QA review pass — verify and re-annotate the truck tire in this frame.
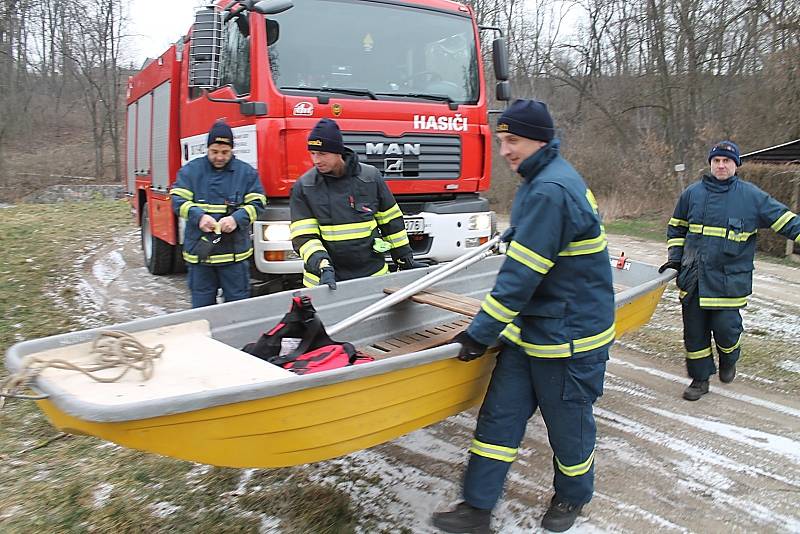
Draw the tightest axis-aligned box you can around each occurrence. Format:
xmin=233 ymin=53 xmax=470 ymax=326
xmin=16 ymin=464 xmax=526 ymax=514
xmin=141 ymin=202 xmax=174 ymax=275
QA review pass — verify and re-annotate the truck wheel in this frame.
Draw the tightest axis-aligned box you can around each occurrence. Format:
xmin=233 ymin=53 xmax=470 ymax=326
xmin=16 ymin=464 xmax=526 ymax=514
xmin=141 ymin=202 xmax=174 ymax=275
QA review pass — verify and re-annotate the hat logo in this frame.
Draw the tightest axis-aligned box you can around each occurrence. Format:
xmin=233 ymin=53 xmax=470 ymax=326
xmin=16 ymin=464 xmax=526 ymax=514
xmin=214 ymin=137 xmax=231 ymax=144
xmin=497 ymin=123 xmax=509 ymax=132
xmin=332 ymin=103 xmax=342 ymax=116
xmin=308 ymin=139 xmax=323 ymax=146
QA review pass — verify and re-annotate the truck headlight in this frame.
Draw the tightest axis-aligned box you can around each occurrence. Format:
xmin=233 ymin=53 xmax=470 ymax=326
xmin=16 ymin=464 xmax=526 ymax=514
xmin=469 ymin=214 xmax=491 ymax=231
xmin=263 ymin=223 xmax=291 ymax=242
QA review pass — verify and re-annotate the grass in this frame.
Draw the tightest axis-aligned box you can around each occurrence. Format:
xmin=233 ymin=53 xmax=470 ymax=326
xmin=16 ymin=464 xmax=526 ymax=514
xmin=604 ymin=216 xmax=666 ymax=242
xmin=0 ymin=199 xmax=364 ymax=533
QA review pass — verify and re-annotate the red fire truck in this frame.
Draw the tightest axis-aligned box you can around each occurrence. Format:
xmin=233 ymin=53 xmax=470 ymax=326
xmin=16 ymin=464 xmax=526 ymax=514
xmin=126 ymin=0 xmax=509 ymax=292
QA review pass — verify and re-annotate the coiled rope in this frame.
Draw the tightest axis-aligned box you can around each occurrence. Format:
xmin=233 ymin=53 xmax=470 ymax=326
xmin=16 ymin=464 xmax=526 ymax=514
xmin=0 ymin=330 xmax=164 ymax=409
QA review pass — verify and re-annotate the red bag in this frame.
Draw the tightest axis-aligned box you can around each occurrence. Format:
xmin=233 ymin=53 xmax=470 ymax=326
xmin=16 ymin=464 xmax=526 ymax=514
xmin=242 ymin=294 xmax=374 ymax=375
xmin=281 ymin=344 xmax=374 ymax=375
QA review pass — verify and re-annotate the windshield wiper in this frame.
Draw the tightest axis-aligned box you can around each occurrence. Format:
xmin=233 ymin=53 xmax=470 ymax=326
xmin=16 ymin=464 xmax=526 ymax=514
xmin=375 ymin=92 xmax=455 ymax=105
xmin=280 ymin=86 xmax=377 ymax=100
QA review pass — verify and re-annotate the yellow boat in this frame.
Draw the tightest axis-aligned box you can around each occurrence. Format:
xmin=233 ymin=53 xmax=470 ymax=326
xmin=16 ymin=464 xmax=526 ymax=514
xmin=5 ymin=255 xmax=673 ymax=468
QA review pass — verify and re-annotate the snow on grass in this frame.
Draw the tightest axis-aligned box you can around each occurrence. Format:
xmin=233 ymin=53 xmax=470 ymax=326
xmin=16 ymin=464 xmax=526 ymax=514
xmin=778 ymin=360 xmax=800 ymax=374
xmin=647 ymin=406 xmax=800 ymax=463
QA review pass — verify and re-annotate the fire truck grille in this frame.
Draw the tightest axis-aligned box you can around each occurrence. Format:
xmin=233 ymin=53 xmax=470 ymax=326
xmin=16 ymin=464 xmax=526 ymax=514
xmin=342 ymin=133 xmax=461 ymax=180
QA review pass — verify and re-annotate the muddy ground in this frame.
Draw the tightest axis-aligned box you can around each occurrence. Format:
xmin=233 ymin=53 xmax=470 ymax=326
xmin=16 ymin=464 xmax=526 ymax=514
xmin=70 ymin=229 xmax=800 ymax=533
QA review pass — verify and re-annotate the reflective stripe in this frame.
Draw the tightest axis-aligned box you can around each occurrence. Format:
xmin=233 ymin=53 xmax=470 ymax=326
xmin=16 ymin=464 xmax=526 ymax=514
xmin=290 ymin=218 xmax=320 ymax=238
xmin=556 ymin=449 xmax=595 ymax=477
xmin=686 ymin=346 xmax=712 ymax=359
xmin=669 ymin=218 xmax=689 ymax=227
xmin=727 ymin=229 xmax=757 ymax=242
xmin=370 ymin=263 xmax=389 ymax=276
xmin=572 ymin=323 xmax=616 ymax=353
xmin=375 ymin=204 xmax=403 ymax=225
xmin=319 ymin=220 xmax=377 ymax=241
xmin=559 ymin=231 xmax=607 ymax=257
xmin=182 ymin=248 xmax=253 ymax=264
xmin=244 ymin=192 xmax=267 ymax=205
xmin=717 ymin=333 xmax=742 ymax=354
xmin=192 ymin=203 xmax=228 ymax=214
xmin=500 ymin=324 xmax=571 ymax=358
xmin=796 ymin=234 xmax=800 ymax=245
xmin=506 ymin=241 xmax=554 ymax=275
xmin=667 ymin=238 xmax=685 ymax=247
xmin=689 ymin=224 xmax=756 ymax=242
xmin=585 ymin=189 xmax=599 ymax=213
xmin=678 ymin=290 xmax=688 ymax=299
xmin=299 ymin=239 xmax=327 ymax=262
xmin=179 ymin=201 xmax=195 ymax=219
xmin=303 ymin=270 xmax=320 ymax=288
xmin=383 ymin=229 xmax=409 ymax=248
xmin=469 ymin=439 xmax=517 ymax=462
xmin=480 ymin=294 xmax=518 ymax=324
xmin=699 ymin=296 xmax=748 ymax=308
xmin=501 ymin=322 xmax=615 ymax=359
xmin=170 ymin=187 xmax=193 ymax=201
xmin=771 ymin=210 xmax=796 ymax=232
xmin=242 ymin=204 xmax=257 ymax=223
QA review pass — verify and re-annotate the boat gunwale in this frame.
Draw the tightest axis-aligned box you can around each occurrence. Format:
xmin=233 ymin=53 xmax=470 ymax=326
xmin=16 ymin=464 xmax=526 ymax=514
xmin=6 ymin=257 xmax=674 ymax=423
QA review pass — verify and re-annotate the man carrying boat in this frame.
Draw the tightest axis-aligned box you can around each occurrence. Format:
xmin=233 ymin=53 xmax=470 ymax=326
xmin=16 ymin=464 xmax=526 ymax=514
xmin=660 ymin=141 xmax=800 ymax=401
xmin=432 ymin=99 xmax=615 ymax=533
xmin=289 ymin=118 xmax=423 ymax=289
xmin=170 ymin=121 xmax=267 ymax=308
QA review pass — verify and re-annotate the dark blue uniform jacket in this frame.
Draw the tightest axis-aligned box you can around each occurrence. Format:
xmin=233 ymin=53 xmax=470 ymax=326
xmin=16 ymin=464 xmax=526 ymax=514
xmin=170 ymin=156 xmax=266 ymax=264
xmin=667 ymin=174 xmax=800 ymax=309
xmin=468 ymin=140 xmax=616 ymax=360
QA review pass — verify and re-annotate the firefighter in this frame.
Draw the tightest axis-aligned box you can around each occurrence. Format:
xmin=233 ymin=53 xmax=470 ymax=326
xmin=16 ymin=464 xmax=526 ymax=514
xmin=170 ymin=121 xmax=266 ymax=308
xmin=431 ymin=100 xmax=615 ymax=533
xmin=289 ymin=118 xmax=423 ymax=289
xmin=660 ymin=141 xmax=800 ymax=401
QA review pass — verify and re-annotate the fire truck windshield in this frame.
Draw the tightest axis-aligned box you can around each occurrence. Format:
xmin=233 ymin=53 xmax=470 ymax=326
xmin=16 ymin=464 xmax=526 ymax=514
xmin=266 ymin=0 xmax=479 ymax=104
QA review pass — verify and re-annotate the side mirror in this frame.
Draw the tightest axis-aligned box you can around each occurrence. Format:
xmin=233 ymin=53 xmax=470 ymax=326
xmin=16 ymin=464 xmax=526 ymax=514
xmin=252 ymin=0 xmax=294 ymax=15
xmin=496 ymin=81 xmax=510 ymax=101
xmin=189 ymin=7 xmax=223 ymax=89
xmin=492 ymin=37 xmax=509 ymax=82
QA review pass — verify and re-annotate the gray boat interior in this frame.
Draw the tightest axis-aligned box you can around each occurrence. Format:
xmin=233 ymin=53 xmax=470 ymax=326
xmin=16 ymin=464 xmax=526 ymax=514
xmin=5 ymin=255 xmax=673 ymax=422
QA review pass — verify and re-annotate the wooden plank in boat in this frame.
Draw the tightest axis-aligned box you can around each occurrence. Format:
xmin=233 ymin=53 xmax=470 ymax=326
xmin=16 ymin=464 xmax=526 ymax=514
xmin=383 ymin=287 xmax=481 ymax=317
xmin=359 ymin=318 xmax=471 ymax=359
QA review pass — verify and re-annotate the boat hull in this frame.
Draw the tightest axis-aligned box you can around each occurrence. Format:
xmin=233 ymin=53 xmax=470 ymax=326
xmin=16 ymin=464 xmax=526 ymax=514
xmin=8 ymin=255 xmax=674 ymax=467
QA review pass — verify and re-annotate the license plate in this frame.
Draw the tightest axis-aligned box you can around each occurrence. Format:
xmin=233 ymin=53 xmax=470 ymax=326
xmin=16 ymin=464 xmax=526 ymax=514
xmin=404 ymin=217 xmax=424 ymax=234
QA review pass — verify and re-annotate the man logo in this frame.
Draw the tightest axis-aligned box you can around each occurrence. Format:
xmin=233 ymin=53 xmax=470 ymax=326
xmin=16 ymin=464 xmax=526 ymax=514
xmin=366 ymin=142 xmax=421 ymax=156
xmin=384 ymin=158 xmax=404 ymax=173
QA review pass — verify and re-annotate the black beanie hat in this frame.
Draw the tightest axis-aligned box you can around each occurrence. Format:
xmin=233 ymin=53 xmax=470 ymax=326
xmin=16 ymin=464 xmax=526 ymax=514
xmin=207 ymin=121 xmax=234 ymax=147
xmin=708 ymin=140 xmax=741 ymax=166
xmin=308 ymin=118 xmax=346 ymax=154
xmin=497 ymin=99 xmax=555 ymax=142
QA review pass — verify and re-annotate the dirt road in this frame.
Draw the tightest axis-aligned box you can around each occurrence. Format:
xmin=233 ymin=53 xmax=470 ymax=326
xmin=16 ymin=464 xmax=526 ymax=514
xmin=73 ymin=231 xmax=800 ymax=533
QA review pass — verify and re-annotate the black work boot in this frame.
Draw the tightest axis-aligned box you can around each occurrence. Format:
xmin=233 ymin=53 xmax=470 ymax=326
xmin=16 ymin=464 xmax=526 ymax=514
xmin=719 ymin=363 xmax=736 ymax=383
xmin=683 ymin=379 xmax=709 ymax=401
xmin=431 ymin=501 xmax=491 ymax=534
xmin=541 ymin=495 xmax=583 ymax=532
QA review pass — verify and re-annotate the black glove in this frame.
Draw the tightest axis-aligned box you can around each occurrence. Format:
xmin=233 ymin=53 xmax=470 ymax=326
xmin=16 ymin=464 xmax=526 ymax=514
xmin=658 ymin=260 xmax=681 ymax=274
xmin=396 ymin=254 xmax=425 ymax=270
xmin=320 ymin=266 xmax=337 ymax=290
xmin=451 ymin=330 xmax=488 ymax=362
xmin=194 ymin=232 xmax=222 ymax=261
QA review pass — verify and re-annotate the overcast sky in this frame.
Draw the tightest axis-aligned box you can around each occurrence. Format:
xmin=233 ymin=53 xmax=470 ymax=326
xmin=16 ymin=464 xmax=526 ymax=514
xmin=128 ymin=0 xmax=206 ymax=66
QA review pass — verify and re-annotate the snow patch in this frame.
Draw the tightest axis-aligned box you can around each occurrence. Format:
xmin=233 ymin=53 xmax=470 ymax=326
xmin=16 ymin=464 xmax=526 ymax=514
xmin=778 ymin=360 xmax=800 ymax=374
xmin=150 ymin=501 xmax=180 ymax=518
